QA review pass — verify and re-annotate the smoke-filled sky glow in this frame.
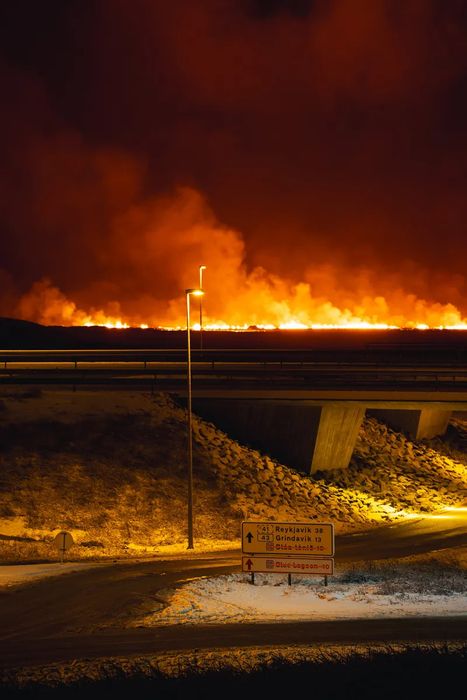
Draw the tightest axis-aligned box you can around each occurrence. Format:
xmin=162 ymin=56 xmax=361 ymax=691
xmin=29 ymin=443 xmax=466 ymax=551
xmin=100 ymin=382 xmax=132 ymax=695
xmin=1 ymin=0 xmax=466 ymax=329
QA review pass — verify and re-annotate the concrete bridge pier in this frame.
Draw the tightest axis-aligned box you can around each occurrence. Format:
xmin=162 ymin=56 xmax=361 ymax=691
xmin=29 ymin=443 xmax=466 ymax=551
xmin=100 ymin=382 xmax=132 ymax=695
xmin=310 ymin=405 xmax=365 ymax=472
xmin=192 ymin=399 xmax=365 ymax=474
xmin=368 ymin=408 xmax=452 ymax=440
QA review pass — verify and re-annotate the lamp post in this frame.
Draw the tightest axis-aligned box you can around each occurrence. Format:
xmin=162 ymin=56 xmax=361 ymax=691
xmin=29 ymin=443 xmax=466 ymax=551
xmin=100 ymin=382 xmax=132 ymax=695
xmin=185 ymin=287 xmax=204 ymax=549
xmin=199 ymin=265 xmax=206 ymax=351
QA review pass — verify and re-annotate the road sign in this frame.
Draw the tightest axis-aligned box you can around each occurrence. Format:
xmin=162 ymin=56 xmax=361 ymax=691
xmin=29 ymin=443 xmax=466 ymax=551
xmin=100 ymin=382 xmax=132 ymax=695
xmin=242 ymin=521 xmax=334 ymax=556
xmin=242 ymin=556 xmax=334 ymax=575
xmin=54 ymin=531 xmax=74 ymax=553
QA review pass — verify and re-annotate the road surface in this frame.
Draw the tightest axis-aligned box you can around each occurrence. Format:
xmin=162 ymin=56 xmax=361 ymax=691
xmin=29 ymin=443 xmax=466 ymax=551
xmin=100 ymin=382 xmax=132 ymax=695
xmin=0 ymin=510 xmax=466 ymax=670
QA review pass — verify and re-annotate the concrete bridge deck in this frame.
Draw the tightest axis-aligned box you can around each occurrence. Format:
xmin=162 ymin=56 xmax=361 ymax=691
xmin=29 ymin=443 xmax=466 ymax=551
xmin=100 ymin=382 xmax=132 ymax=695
xmin=1 ymin=348 xmax=466 ymax=473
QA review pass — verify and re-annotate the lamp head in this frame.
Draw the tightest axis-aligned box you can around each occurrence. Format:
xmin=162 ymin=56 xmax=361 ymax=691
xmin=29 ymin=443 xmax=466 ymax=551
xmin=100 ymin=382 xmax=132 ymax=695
xmin=186 ymin=288 xmax=204 ymax=297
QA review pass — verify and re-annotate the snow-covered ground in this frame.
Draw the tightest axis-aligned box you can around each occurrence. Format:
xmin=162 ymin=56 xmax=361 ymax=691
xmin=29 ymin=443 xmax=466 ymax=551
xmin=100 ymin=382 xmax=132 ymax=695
xmin=0 ymin=391 xmax=465 ymax=689
xmin=0 ymin=556 xmax=465 ymax=624
xmin=0 ymin=554 xmax=465 ymax=687
xmin=130 ymin=566 xmax=467 ymax=627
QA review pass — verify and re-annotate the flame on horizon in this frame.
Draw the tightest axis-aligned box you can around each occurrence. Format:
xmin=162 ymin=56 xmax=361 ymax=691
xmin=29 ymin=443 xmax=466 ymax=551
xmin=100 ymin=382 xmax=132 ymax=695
xmin=11 ymin=189 xmax=467 ymax=332
xmin=15 ymin=276 xmax=467 ymax=332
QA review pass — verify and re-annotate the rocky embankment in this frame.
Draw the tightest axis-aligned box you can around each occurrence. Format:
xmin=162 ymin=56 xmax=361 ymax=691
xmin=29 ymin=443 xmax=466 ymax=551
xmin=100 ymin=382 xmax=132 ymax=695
xmin=0 ymin=391 xmax=465 ymax=560
xmin=192 ymin=410 xmax=467 ymax=530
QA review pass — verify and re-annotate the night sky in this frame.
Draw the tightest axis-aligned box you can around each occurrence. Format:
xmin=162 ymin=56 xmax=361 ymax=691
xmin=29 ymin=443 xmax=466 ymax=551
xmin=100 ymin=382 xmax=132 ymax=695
xmin=0 ymin=0 xmax=466 ymax=327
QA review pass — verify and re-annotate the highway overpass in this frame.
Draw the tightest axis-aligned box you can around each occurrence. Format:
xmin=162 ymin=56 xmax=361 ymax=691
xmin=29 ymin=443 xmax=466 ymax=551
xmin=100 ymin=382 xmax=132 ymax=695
xmin=1 ymin=348 xmax=466 ymax=473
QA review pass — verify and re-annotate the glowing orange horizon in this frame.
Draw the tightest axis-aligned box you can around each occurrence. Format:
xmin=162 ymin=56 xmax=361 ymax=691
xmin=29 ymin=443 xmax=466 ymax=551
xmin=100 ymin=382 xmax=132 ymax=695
xmin=15 ymin=277 xmax=467 ymax=332
xmin=80 ymin=319 xmax=467 ymax=331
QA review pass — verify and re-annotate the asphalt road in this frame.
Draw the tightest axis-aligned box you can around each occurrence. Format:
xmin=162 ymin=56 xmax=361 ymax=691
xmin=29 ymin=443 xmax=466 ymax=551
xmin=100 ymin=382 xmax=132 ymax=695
xmin=0 ymin=511 xmax=466 ymax=670
xmin=335 ymin=508 xmax=467 ymax=560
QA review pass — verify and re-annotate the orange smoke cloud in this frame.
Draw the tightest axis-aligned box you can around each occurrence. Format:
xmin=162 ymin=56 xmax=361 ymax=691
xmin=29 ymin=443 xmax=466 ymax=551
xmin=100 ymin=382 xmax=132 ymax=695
xmin=16 ymin=279 xmax=128 ymax=329
xmin=1 ymin=2 xmax=466 ymax=331
xmin=14 ymin=188 xmax=467 ymax=330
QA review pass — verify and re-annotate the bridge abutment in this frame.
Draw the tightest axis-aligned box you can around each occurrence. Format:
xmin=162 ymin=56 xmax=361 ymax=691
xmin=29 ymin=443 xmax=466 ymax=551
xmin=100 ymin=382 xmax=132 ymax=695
xmin=192 ymin=400 xmax=365 ymax=473
xmin=193 ymin=399 xmax=320 ymax=472
xmin=368 ymin=408 xmax=452 ymax=440
xmin=192 ymin=395 xmax=458 ymax=474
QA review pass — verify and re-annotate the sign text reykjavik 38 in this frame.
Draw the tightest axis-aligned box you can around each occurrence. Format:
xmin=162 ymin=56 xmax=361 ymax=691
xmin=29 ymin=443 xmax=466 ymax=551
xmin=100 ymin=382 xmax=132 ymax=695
xmin=241 ymin=521 xmax=335 ymax=557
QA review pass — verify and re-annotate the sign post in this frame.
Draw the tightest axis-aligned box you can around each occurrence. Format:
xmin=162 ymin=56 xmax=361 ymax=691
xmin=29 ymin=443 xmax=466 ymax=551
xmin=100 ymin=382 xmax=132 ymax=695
xmin=54 ymin=531 xmax=74 ymax=563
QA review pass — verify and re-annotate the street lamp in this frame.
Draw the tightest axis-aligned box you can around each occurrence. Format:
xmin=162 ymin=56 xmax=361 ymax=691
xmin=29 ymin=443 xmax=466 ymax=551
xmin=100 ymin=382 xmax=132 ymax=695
xmin=199 ymin=265 xmax=206 ymax=351
xmin=185 ymin=287 xmax=204 ymax=549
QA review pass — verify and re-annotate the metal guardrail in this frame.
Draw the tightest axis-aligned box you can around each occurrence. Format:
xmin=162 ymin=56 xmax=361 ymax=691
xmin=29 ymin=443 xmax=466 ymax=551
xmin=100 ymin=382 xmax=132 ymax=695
xmin=0 ymin=362 xmax=466 ymax=394
xmin=0 ymin=348 xmax=465 ymax=396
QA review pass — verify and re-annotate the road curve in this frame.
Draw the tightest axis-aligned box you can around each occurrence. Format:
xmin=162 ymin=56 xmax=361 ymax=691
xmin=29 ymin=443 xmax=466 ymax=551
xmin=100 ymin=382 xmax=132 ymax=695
xmin=336 ymin=508 xmax=467 ymax=560
xmin=0 ymin=512 xmax=466 ymax=670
